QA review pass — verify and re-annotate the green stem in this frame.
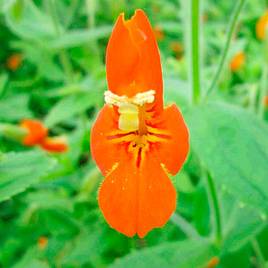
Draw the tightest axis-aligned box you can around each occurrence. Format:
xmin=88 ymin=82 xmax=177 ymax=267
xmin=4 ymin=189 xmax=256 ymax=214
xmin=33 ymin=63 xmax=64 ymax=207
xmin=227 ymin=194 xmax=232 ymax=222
xmin=0 ymin=123 xmax=27 ymax=142
xmin=205 ymin=0 xmax=246 ymax=99
xmin=252 ymin=238 xmax=266 ymax=268
xmin=170 ymin=213 xmax=200 ymax=239
xmin=258 ymin=64 xmax=268 ymax=119
xmin=48 ymin=0 xmax=74 ymax=82
xmin=258 ymin=31 xmax=268 ymax=118
xmin=191 ymin=0 xmax=201 ymax=104
xmin=206 ymin=173 xmax=222 ymax=247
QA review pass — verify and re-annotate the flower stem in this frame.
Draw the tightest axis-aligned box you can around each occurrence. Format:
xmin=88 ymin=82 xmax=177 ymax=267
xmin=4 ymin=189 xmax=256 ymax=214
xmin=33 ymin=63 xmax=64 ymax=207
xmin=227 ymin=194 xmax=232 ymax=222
xmin=251 ymin=238 xmax=266 ymax=268
xmin=205 ymin=0 xmax=246 ymax=99
xmin=0 ymin=123 xmax=27 ymax=142
xmin=206 ymin=173 xmax=222 ymax=247
xmin=170 ymin=213 xmax=200 ymax=239
xmin=191 ymin=0 xmax=201 ymax=104
xmin=258 ymin=63 xmax=268 ymax=119
xmin=48 ymin=0 xmax=74 ymax=82
xmin=258 ymin=32 xmax=268 ymax=119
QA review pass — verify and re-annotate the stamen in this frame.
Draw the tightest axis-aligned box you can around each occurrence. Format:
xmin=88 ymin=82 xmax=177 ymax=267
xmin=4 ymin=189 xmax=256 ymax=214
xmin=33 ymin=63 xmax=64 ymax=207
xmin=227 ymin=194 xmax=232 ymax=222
xmin=104 ymin=90 xmax=155 ymax=107
xmin=104 ymin=90 xmax=156 ymax=132
xmin=104 ymin=91 xmax=128 ymax=106
xmin=132 ymin=90 xmax=155 ymax=105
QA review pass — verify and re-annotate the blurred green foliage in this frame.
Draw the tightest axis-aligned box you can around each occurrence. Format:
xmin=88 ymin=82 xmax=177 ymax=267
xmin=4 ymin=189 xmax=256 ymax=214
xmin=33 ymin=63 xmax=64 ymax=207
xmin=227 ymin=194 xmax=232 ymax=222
xmin=0 ymin=0 xmax=268 ymax=267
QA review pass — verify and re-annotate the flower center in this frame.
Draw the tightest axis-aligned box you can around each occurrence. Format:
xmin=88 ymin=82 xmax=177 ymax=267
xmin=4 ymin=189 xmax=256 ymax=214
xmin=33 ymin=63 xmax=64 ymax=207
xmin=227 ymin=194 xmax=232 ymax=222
xmin=104 ymin=90 xmax=155 ymax=135
xmin=104 ymin=90 xmax=170 ymax=167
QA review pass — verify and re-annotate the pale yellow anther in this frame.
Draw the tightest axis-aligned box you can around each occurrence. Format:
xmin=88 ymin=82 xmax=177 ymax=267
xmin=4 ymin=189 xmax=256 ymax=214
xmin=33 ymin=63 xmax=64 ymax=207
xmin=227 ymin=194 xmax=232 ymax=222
xmin=104 ymin=90 xmax=155 ymax=107
xmin=132 ymin=90 xmax=155 ymax=105
xmin=104 ymin=91 xmax=128 ymax=106
xmin=104 ymin=90 xmax=156 ymax=132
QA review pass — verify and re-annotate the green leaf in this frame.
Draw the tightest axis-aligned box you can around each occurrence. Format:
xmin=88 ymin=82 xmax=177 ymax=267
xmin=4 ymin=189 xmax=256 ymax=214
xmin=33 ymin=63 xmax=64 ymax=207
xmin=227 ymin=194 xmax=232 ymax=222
xmin=110 ymin=239 xmax=216 ymax=268
xmin=0 ymin=73 xmax=8 ymax=96
xmin=0 ymin=95 xmax=32 ymax=122
xmin=44 ymin=91 xmax=102 ymax=127
xmin=5 ymin=0 xmax=56 ymax=40
xmin=185 ymin=102 xmax=268 ymax=213
xmin=220 ymin=191 xmax=267 ymax=253
xmin=0 ymin=151 xmax=56 ymax=202
xmin=48 ymin=26 xmax=112 ymax=49
xmin=222 ymin=203 xmax=266 ymax=252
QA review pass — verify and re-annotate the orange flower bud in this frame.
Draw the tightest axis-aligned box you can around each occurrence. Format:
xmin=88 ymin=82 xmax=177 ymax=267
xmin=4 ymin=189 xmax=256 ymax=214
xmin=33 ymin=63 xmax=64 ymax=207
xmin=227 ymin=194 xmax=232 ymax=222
xmin=6 ymin=54 xmax=22 ymax=71
xmin=206 ymin=256 xmax=220 ymax=268
xmin=38 ymin=236 xmax=48 ymax=250
xmin=256 ymin=11 xmax=268 ymax=40
xmin=40 ymin=137 xmax=68 ymax=153
xmin=264 ymin=95 xmax=268 ymax=107
xmin=20 ymin=119 xmax=48 ymax=146
xmin=230 ymin=51 xmax=245 ymax=72
xmin=170 ymin=41 xmax=184 ymax=59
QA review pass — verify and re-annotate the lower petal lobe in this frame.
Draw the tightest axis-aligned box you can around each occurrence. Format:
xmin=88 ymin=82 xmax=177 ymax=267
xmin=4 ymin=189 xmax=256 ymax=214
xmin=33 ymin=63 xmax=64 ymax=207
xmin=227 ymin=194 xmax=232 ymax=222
xmin=98 ymin=153 xmax=176 ymax=238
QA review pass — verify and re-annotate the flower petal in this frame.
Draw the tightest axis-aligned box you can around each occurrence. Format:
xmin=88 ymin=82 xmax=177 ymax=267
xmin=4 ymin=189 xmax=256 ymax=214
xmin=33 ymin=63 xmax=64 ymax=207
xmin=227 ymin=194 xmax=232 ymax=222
xmin=40 ymin=137 xmax=68 ymax=153
xmin=90 ymin=105 xmax=127 ymax=175
xmin=98 ymin=153 xmax=176 ymax=238
xmin=106 ymin=9 xmax=163 ymax=110
xmin=20 ymin=119 xmax=48 ymax=146
xmin=149 ymin=104 xmax=189 ymax=175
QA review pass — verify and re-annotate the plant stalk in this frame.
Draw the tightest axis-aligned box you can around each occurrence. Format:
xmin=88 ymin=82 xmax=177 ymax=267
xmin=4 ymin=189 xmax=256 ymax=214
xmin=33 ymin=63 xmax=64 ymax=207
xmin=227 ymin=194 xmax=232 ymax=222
xmin=48 ymin=0 xmax=74 ymax=82
xmin=205 ymin=0 xmax=246 ymax=99
xmin=191 ymin=0 xmax=201 ymax=104
xmin=206 ymin=173 xmax=222 ymax=247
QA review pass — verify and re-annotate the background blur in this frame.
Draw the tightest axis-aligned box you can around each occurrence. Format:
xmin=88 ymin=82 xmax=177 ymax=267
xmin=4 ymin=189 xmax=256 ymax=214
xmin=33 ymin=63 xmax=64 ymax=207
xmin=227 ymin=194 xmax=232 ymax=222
xmin=0 ymin=0 xmax=268 ymax=267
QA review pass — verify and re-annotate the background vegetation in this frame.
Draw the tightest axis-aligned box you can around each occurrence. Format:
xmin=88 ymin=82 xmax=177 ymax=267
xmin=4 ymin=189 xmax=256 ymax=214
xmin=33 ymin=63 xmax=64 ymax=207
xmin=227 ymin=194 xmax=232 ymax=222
xmin=0 ymin=0 xmax=268 ymax=267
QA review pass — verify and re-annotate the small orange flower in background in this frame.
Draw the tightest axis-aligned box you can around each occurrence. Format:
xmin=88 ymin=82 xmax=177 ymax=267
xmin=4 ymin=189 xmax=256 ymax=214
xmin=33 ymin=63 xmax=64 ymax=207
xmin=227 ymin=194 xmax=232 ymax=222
xmin=256 ymin=10 xmax=268 ymax=40
xmin=6 ymin=53 xmax=22 ymax=71
xmin=90 ymin=10 xmax=189 ymax=237
xmin=38 ymin=236 xmax=48 ymax=250
xmin=206 ymin=256 xmax=220 ymax=268
xmin=153 ymin=25 xmax=164 ymax=41
xmin=21 ymin=119 xmax=68 ymax=153
xmin=264 ymin=95 xmax=268 ymax=107
xmin=40 ymin=137 xmax=68 ymax=153
xmin=170 ymin=41 xmax=184 ymax=60
xmin=229 ymin=51 xmax=245 ymax=72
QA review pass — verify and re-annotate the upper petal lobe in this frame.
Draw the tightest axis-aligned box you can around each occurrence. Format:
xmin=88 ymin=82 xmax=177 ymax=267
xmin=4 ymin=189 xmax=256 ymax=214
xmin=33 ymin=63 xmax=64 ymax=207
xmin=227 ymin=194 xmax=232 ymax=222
xmin=106 ymin=9 xmax=163 ymax=111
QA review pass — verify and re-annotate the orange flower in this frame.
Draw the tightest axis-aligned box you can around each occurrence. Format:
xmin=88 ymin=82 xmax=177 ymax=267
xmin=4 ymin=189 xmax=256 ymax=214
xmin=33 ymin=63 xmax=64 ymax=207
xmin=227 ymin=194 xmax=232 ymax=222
xmin=6 ymin=53 xmax=22 ymax=71
xmin=256 ymin=10 xmax=268 ymax=40
xmin=264 ymin=96 xmax=268 ymax=107
xmin=229 ymin=51 xmax=245 ymax=72
xmin=90 ymin=10 xmax=189 ymax=237
xmin=206 ymin=256 xmax=220 ymax=268
xmin=40 ymin=137 xmax=68 ymax=153
xmin=170 ymin=41 xmax=184 ymax=59
xmin=20 ymin=119 xmax=68 ymax=153
xmin=153 ymin=25 xmax=164 ymax=41
xmin=38 ymin=236 xmax=48 ymax=250
xmin=20 ymin=119 xmax=48 ymax=146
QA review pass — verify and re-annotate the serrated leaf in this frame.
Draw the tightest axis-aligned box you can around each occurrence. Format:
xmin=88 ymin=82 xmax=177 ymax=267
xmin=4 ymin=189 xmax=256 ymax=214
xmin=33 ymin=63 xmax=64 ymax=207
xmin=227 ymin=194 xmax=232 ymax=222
xmin=0 ymin=151 xmax=56 ymax=202
xmin=110 ymin=239 xmax=216 ymax=268
xmin=185 ymin=102 xmax=268 ymax=212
